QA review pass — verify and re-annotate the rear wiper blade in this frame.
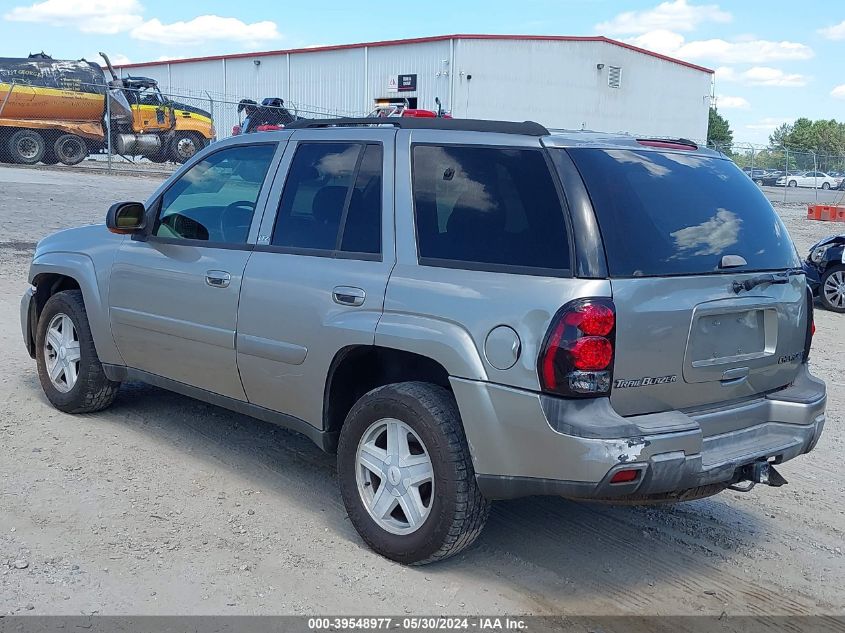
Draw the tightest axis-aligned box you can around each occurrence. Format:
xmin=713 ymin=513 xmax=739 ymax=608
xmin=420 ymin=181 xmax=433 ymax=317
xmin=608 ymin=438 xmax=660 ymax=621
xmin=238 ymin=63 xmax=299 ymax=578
xmin=732 ymin=273 xmax=791 ymax=293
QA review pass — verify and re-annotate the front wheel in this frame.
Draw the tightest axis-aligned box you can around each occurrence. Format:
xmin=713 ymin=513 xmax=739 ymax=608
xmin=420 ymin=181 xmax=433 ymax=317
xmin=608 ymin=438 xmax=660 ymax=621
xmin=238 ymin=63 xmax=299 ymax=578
xmin=35 ymin=290 xmax=120 ymax=413
xmin=337 ymin=382 xmax=490 ymax=565
xmin=755 ymin=179 xmax=764 ymax=186
xmin=788 ymin=180 xmax=798 ymax=188
xmin=170 ymin=132 xmax=205 ymax=164
xmin=820 ymin=266 xmax=845 ymax=313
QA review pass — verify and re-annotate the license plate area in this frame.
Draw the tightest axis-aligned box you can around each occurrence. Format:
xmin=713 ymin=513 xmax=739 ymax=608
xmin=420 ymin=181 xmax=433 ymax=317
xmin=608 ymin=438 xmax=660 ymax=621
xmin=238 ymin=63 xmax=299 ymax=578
xmin=684 ymin=305 xmax=778 ymax=383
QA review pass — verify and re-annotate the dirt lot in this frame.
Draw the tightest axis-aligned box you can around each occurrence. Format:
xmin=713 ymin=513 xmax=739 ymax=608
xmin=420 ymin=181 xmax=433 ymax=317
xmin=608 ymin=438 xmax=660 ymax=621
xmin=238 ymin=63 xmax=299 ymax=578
xmin=0 ymin=166 xmax=843 ymax=616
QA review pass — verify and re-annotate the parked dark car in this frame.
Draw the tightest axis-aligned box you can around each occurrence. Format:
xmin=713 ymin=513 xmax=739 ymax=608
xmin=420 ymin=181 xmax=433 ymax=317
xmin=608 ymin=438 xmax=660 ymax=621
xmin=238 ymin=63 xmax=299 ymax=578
xmin=756 ymin=170 xmax=786 ymax=186
xmin=803 ymin=234 xmax=845 ymax=312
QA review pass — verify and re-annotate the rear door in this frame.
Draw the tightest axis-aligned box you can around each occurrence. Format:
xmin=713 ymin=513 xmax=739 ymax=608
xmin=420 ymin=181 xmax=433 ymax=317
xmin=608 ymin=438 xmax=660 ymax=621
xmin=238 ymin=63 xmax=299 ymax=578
xmin=235 ymin=128 xmax=395 ymax=428
xmin=564 ymin=147 xmax=808 ymax=420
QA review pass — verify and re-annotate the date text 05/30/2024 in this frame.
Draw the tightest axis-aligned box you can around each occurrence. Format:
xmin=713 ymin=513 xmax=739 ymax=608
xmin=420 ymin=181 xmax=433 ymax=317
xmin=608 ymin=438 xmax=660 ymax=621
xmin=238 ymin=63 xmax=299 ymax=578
xmin=308 ymin=617 xmax=527 ymax=631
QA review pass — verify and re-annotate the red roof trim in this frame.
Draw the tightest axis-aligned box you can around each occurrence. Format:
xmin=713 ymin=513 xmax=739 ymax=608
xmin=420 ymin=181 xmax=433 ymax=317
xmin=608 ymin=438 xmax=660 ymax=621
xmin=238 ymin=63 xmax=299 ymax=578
xmin=115 ymin=34 xmax=714 ymax=74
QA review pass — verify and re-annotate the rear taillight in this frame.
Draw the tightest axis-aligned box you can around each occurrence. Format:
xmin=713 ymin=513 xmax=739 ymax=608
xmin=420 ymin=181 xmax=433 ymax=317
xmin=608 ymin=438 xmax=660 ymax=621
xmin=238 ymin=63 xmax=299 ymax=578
xmin=538 ymin=298 xmax=616 ymax=397
xmin=232 ymin=125 xmax=241 ymax=136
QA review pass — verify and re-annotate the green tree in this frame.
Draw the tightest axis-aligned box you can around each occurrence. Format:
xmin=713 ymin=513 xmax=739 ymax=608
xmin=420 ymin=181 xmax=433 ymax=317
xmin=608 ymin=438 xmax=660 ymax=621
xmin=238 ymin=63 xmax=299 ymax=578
xmin=707 ymin=108 xmax=734 ymax=151
xmin=769 ymin=123 xmax=793 ymax=148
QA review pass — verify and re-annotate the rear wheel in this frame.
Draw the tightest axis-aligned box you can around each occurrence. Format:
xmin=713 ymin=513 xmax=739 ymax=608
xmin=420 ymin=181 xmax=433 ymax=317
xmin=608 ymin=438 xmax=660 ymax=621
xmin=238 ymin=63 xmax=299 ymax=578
xmin=820 ymin=266 xmax=845 ymax=313
xmin=53 ymin=134 xmax=87 ymax=166
xmin=821 ymin=182 xmax=831 ymax=190
xmin=788 ymin=180 xmax=798 ymax=188
xmin=35 ymin=290 xmax=120 ymax=413
xmin=7 ymin=129 xmax=45 ymax=165
xmin=170 ymin=132 xmax=205 ymax=164
xmin=755 ymin=179 xmax=763 ymax=186
xmin=337 ymin=382 xmax=490 ymax=565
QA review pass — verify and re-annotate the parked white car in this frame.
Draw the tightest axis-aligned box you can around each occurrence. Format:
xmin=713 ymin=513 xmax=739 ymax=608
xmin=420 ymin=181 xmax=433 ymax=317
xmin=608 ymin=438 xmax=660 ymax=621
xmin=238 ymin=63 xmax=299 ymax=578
xmin=776 ymin=171 xmax=839 ymax=189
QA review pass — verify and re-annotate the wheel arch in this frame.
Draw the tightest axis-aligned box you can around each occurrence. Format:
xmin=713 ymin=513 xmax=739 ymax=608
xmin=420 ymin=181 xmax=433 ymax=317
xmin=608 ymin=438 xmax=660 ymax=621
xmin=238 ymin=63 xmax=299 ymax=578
xmin=322 ymin=345 xmax=452 ymax=451
xmin=29 ymin=254 xmax=124 ymax=366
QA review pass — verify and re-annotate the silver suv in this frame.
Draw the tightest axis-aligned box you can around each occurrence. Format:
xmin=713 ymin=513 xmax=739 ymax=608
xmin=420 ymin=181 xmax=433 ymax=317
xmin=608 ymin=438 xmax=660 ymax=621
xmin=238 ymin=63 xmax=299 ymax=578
xmin=21 ymin=118 xmax=827 ymax=564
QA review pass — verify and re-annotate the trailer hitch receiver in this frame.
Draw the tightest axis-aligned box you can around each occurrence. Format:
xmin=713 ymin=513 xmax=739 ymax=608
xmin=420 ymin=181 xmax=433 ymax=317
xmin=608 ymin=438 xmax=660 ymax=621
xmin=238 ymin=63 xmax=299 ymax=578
xmin=728 ymin=461 xmax=788 ymax=492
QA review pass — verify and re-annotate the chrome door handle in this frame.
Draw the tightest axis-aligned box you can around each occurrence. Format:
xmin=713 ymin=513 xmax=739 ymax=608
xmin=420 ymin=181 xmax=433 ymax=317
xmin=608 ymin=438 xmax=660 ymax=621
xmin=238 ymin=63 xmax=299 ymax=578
xmin=332 ymin=286 xmax=365 ymax=307
xmin=206 ymin=270 xmax=231 ymax=288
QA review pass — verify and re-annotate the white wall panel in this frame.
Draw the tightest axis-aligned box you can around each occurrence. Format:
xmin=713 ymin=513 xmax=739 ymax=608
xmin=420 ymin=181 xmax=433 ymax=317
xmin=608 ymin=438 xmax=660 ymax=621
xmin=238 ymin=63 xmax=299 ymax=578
xmin=288 ymin=48 xmax=364 ymax=116
xmin=452 ymin=39 xmax=711 ymax=140
xmin=366 ymin=40 xmax=452 ymax=114
xmin=117 ymin=37 xmax=712 ymax=141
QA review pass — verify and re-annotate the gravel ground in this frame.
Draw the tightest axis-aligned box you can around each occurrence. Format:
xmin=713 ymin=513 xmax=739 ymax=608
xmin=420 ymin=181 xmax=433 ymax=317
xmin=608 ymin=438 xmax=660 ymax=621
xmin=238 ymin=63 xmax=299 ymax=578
xmin=0 ymin=165 xmax=843 ymax=616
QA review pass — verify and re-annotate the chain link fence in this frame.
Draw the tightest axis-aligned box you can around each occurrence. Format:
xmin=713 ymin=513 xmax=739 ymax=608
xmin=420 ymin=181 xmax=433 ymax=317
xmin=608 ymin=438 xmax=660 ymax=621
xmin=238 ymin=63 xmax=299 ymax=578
xmin=709 ymin=142 xmax=845 ymax=201
xmin=0 ymin=79 xmax=358 ymax=175
xmin=3 ymin=75 xmax=845 ymax=188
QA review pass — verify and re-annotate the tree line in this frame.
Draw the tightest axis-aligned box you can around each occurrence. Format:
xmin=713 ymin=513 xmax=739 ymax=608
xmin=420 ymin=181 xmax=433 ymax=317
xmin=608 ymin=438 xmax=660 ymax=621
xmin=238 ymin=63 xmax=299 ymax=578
xmin=707 ymin=109 xmax=845 ymax=171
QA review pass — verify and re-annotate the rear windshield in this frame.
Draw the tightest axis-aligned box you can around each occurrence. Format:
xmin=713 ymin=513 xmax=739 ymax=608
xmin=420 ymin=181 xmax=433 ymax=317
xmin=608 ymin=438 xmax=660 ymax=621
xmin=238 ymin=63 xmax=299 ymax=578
xmin=564 ymin=148 xmax=799 ymax=277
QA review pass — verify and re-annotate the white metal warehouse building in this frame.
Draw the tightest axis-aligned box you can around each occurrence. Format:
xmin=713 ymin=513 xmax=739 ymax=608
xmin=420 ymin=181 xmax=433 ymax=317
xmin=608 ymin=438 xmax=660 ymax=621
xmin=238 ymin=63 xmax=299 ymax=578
xmin=115 ymin=34 xmax=714 ymax=141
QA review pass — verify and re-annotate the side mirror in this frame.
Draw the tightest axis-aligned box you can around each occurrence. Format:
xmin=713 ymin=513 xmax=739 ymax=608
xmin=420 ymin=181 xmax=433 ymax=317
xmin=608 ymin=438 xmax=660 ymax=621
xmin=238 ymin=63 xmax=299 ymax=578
xmin=106 ymin=201 xmax=147 ymax=234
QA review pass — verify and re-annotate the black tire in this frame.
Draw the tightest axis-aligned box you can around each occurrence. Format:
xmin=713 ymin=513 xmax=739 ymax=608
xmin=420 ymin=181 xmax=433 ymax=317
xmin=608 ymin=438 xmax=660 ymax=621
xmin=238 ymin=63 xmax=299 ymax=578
xmin=819 ymin=265 xmax=845 ymax=313
xmin=337 ymin=382 xmax=490 ymax=565
xmin=53 ymin=134 xmax=87 ymax=166
xmin=169 ymin=132 xmax=205 ymax=164
xmin=788 ymin=180 xmax=798 ymax=188
xmin=755 ymin=179 xmax=763 ymax=186
xmin=7 ymin=129 xmax=46 ymax=165
xmin=821 ymin=182 xmax=831 ymax=190
xmin=35 ymin=290 xmax=120 ymax=413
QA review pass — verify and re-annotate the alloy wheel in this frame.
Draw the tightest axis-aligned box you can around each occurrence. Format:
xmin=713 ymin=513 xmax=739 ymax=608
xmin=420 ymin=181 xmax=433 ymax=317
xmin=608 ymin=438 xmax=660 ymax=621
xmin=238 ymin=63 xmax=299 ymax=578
xmin=44 ymin=313 xmax=81 ymax=393
xmin=355 ymin=418 xmax=434 ymax=535
xmin=823 ymin=270 xmax=845 ymax=310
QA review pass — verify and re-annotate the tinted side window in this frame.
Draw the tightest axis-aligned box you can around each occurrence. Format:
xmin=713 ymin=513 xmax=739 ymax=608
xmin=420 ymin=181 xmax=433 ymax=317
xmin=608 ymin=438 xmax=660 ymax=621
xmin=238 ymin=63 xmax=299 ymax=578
xmin=154 ymin=144 xmax=276 ymax=243
xmin=341 ymin=144 xmax=382 ymax=254
xmin=412 ymin=145 xmax=570 ymax=272
xmin=272 ymin=142 xmax=382 ymax=255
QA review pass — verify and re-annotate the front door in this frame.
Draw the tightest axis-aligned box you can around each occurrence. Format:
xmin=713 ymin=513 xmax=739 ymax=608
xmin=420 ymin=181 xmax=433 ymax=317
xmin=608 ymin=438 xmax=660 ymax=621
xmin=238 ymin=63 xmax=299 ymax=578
xmin=109 ymin=141 xmax=281 ymax=399
xmin=236 ymin=128 xmax=395 ymax=427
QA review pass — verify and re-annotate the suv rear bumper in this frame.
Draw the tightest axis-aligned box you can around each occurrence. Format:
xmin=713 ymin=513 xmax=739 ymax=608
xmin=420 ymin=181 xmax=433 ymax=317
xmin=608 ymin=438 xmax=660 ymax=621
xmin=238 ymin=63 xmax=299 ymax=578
xmin=451 ymin=364 xmax=826 ymax=500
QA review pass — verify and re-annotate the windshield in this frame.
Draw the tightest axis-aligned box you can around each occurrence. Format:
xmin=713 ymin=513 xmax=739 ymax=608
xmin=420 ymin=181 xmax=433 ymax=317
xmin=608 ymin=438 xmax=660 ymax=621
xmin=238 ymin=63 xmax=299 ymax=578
xmin=561 ymin=148 xmax=799 ymax=277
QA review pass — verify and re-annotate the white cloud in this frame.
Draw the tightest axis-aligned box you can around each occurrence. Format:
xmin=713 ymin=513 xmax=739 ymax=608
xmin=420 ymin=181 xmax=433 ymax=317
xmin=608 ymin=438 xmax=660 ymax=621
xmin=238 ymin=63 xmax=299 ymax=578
xmin=745 ymin=117 xmax=792 ymax=131
xmin=131 ymin=15 xmax=280 ymax=47
xmin=596 ymin=0 xmax=731 ymax=35
xmin=832 ymin=85 xmax=845 ymax=99
xmin=715 ymin=66 xmax=737 ymax=81
xmin=716 ymin=66 xmax=808 ymax=87
xmin=4 ymin=0 xmax=142 ymax=34
xmin=628 ymin=31 xmax=814 ymax=64
xmin=819 ymin=20 xmax=845 ymax=40
xmin=742 ymin=66 xmax=807 ymax=87
xmin=715 ymin=95 xmax=750 ymax=109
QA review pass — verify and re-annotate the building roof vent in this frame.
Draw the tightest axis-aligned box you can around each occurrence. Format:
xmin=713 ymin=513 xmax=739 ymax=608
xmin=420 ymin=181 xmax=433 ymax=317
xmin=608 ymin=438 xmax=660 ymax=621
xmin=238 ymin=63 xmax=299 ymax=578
xmin=608 ymin=66 xmax=622 ymax=89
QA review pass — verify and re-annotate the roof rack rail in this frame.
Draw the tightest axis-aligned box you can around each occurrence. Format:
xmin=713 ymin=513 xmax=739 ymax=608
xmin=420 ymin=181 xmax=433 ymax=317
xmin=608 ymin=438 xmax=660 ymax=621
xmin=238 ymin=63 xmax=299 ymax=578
xmin=285 ymin=117 xmax=550 ymax=136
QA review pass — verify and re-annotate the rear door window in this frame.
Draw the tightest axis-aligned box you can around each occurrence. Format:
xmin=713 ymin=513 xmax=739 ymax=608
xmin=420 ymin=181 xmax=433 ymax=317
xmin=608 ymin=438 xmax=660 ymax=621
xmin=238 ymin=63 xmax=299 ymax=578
xmin=272 ymin=142 xmax=382 ymax=256
xmin=563 ymin=148 xmax=799 ymax=277
xmin=412 ymin=145 xmax=571 ymax=273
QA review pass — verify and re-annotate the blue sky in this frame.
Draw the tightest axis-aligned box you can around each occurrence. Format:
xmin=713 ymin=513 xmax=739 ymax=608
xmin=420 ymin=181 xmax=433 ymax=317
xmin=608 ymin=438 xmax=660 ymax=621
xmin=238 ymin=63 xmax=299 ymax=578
xmin=1 ymin=0 xmax=842 ymax=144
